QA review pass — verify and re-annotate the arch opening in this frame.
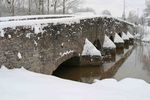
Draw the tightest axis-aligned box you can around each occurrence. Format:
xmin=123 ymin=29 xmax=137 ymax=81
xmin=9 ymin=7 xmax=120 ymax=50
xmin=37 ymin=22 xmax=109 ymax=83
xmin=118 ymin=33 xmax=122 ymax=37
xmin=93 ymin=39 xmax=102 ymax=50
xmin=109 ymin=36 xmax=114 ymax=42
xmin=52 ymin=56 xmax=80 ymax=81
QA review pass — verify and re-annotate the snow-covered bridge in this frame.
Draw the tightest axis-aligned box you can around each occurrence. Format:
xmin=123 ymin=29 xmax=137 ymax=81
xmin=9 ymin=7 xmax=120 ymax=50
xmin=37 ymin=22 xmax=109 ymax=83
xmin=0 ymin=15 xmax=134 ymax=74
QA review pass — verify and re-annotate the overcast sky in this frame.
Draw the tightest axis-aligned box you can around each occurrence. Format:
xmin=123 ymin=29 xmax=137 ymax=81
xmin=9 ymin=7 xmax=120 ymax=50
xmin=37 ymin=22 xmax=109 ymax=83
xmin=81 ymin=0 xmax=145 ymax=17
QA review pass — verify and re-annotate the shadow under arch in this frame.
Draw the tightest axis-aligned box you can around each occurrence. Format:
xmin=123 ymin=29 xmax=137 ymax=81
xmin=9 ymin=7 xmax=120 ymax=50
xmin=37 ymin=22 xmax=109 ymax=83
xmin=118 ymin=32 xmax=122 ymax=37
xmin=93 ymin=39 xmax=102 ymax=50
xmin=109 ymin=35 xmax=114 ymax=42
xmin=52 ymin=52 xmax=80 ymax=80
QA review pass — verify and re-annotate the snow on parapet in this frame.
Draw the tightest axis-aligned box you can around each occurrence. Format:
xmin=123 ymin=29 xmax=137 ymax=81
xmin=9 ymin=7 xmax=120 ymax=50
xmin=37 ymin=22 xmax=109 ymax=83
xmin=122 ymin=32 xmax=129 ymax=40
xmin=127 ymin=31 xmax=134 ymax=39
xmin=82 ymin=38 xmax=101 ymax=56
xmin=114 ymin=33 xmax=124 ymax=43
xmin=0 ymin=28 xmax=4 ymax=37
xmin=103 ymin=35 xmax=116 ymax=49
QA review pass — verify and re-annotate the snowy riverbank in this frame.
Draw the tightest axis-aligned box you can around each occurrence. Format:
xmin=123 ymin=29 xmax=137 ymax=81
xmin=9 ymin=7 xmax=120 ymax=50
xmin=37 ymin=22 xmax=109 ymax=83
xmin=0 ymin=66 xmax=150 ymax=100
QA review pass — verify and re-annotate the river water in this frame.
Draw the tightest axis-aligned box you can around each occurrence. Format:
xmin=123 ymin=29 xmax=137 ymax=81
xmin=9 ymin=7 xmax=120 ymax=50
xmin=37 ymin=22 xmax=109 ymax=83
xmin=114 ymin=42 xmax=150 ymax=83
xmin=53 ymin=42 xmax=150 ymax=83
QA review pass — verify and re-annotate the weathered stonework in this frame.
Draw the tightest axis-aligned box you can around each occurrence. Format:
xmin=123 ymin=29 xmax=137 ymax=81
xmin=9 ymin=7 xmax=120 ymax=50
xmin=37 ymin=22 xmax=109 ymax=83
xmin=0 ymin=17 xmax=134 ymax=74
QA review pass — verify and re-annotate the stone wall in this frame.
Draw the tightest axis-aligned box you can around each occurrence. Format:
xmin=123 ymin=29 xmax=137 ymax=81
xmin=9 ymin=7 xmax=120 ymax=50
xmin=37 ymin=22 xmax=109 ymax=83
xmin=0 ymin=17 xmax=133 ymax=74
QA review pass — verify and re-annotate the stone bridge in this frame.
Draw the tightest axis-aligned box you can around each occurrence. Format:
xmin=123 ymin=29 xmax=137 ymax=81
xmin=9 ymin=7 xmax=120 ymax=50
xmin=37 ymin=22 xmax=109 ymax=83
xmin=0 ymin=16 xmax=134 ymax=74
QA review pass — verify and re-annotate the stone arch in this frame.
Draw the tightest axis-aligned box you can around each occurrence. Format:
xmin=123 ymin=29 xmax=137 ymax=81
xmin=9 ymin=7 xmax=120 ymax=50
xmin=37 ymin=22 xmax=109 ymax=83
xmin=53 ymin=52 xmax=79 ymax=73
xmin=93 ymin=39 xmax=102 ymax=50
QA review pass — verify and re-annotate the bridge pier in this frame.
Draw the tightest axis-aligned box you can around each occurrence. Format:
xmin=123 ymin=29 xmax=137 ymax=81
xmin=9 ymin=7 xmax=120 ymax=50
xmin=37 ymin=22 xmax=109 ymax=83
xmin=80 ymin=56 xmax=103 ymax=66
xmin=115 ymin=43 xmax=124 ymax=54
xmin=124 ymin=40 xmax=130 ymax=49
xmin=102 ymin=48 xmax=116 ymax=62
xmin=129 ymin=38 xmax=134 ymax=45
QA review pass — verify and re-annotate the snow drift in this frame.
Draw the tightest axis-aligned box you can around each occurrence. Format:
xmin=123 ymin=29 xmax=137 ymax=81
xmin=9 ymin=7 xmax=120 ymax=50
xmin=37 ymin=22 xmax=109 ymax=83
xmin=0 ymin=66 xmax=150 ymax=100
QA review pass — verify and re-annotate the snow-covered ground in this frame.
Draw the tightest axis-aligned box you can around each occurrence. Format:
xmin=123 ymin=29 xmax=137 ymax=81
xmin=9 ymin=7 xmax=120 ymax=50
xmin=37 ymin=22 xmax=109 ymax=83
xmin=0 ymin=66 xmax=150 ymax=100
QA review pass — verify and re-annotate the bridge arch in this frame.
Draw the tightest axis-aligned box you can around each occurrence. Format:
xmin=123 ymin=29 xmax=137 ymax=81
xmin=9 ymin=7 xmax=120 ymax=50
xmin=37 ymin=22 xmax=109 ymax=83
xmin=53 ymin=52 xmax=80 ymax=77
xmin=93 ymin=39 xmax=102 ymax=50
xmin=53 ymin=52 xmax=80 ymax=73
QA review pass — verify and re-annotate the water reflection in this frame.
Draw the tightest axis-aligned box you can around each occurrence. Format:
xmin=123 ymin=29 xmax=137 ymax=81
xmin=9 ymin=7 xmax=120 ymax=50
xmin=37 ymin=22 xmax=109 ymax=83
xmin=142 ymin=43 xmax=150 ymax=75
xmin=53 ymin=54 xmax=128 ymax=83
xmin=53 ymin=42 xmax=150 ymax=83
xmin=114 ymin=42 xmax=150 ymax=83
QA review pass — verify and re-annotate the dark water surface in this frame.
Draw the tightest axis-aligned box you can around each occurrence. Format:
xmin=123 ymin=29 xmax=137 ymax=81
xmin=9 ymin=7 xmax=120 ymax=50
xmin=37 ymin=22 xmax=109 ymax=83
xmin=53 ymin=43 xmax=150 ymax=83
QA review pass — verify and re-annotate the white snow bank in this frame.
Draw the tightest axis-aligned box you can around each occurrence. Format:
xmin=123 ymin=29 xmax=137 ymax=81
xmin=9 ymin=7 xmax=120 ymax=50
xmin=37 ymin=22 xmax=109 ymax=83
xmin=142 ymin=34 xmax=150 ymax=42
xmin=114 ymin=33 xmax=124 ymax=43
xmin=82 ymin=39 xmax=101 ymax=56
xmin=127 ymin=31 xmax=134 ymax=39
xmin=103 ymin=35 xmax=116 ymax=48
xmin=0 ymin=67 xmax=150 ymax=100
xmin=122 ymin=32 xmax=129 ymax=40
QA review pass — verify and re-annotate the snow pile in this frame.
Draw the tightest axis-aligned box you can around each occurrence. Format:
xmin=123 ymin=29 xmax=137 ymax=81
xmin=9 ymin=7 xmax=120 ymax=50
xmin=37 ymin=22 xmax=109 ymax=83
xmin=143 ymin=26 xmax=150 ymax=35
xmin=0 ymin=67 xmax=150 ymax=100
xmin=26 ymin=33 xmax=32 ymax=38
xmin=8 ymin=34 xmax=11 ymax=38
xmin=142 ymin=34 xmax=150 ymax=42
xmin=127 ymin=31 xmax=134 ymax=39
xmin=17 ymin=52 xmax=22 ymax=59
xmin=103 ymin=35 xmax=116 ymax=49
xmin=114 ymin=33 xmax=124 ymax=43
xmin=122 ymin=32 xmax=129 ymax=40
xmin=82 ymin=39 xmax=101 ymax=56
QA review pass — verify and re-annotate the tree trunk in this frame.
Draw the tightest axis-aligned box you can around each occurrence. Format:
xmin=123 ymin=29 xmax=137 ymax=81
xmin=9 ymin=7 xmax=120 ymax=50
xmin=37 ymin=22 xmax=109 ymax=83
xmin=63 ymin=0 xmax=65 ymax=14
xmin=0 ymin=0 xmax=2 ymax=17
xmin=54 ymin=1 xmax=57 ymax=14
xmin=42 ymin=0 xmax=44 ymax=14
xmin=12 ymin=0 xmax=15 ymax=16
xmin=28 ymin=0 xmax=31 ymax=15
xmin=47 ymin=0 xmax=49 ymax=14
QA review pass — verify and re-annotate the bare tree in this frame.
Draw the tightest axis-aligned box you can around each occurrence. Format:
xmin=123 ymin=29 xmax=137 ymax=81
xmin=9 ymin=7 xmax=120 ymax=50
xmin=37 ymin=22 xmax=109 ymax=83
xmin=144 ymin=0 xmax=150 ymax=17
xmin=62 ymin=0 xmax=80 ymax=14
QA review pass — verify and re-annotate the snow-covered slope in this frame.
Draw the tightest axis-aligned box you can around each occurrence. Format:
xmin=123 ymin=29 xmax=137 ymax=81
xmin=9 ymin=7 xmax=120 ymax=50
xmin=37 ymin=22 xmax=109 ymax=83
xmin=82 ymin=39 xmax=101 ymax=56
xmin=114 ymin=33 xmax=124 ymax=43
xmin=103 ymin=35 xmax=116 ymax=49
xmin=127 ymin=31 xmax=134 ymax=39
xmin=122 ymin=32 xmax=129 ymax=40
xmin=142 ymin=34 xmax=150 ymax=42
xmin=0 ymin=66 xmax=150 ymax=100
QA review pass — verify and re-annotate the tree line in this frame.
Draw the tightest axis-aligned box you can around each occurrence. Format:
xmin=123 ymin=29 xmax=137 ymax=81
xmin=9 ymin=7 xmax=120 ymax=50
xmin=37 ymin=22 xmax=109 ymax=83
xmin=0 ymin=0 xmax=81 ymax=16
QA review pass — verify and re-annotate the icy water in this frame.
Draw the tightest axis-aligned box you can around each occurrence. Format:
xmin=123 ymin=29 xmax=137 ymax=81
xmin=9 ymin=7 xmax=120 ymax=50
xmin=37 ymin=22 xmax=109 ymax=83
xmin=53 ymin=42 xmax=150 ymax=83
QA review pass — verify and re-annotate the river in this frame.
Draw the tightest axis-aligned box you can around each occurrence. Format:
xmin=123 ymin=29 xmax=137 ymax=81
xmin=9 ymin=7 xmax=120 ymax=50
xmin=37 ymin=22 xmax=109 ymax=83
xmin=53 ymin=42 xmax=150 ymax=83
